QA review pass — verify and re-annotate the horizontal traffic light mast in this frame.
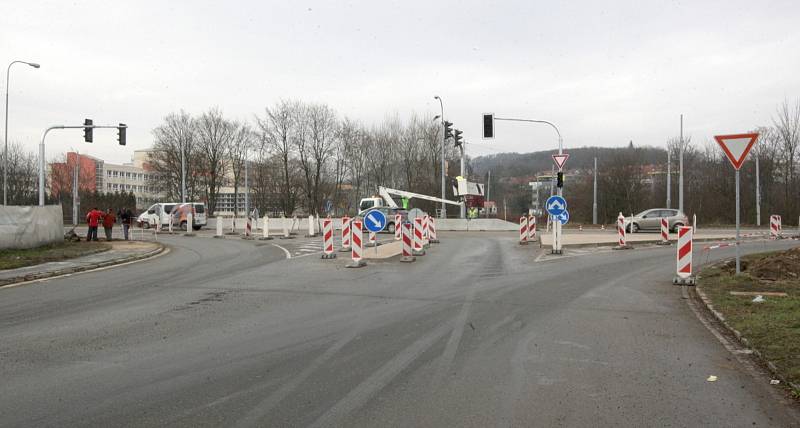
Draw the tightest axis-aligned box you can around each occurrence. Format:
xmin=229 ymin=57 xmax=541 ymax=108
xmin=37 ymin=121 xmax=128 ymax=206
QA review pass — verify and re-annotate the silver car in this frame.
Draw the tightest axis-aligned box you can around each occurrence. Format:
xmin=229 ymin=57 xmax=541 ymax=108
xmin=625 ymin=208 xmax=688 ymax=233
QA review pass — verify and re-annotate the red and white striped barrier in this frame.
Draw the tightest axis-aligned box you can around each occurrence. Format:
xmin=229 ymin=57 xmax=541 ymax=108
xmin=770 ymin=214 xmax=782 ymax=239
xmin=413 ymin=217 xmax=425 ymax=256
xmin=519 ymin=216 xmax=528 ymax=245
xmin=614 ymin=212 xmax=631 ymax=249
xmin=527 ymin=215 xmax=536 ymax=241
xmin=394 ymin=214 xmax=402 ymax=240
xmin=340 ymin=216 xmax=351 ymax=251
xmin=674 ymin=226 xmax=694 ymax=285
xmin=244 ymin=216 xmax=252 ymax=238
xmin=259 ymin=215 xmax=272 ymax=240
xmin=368 ymin=231 xmax=377 ymax=247
xmin=400 ymin=222 xmax=415 ymax=262
xmin=429 ymin=216 xmax=439 ymax=243
xmin=423 ymin=215 xmax=430 ymax=246
xmin=657 ymin=217 xmax=670 ymax=245
xmin=321 ymin=218 xmax=336 ymax=259
xmin=346 ymin=220 xmax=366 ymax=268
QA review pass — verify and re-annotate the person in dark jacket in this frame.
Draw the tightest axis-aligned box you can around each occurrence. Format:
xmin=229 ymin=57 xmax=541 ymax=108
xmin=121 ymin=207 xmax=133 ymax=240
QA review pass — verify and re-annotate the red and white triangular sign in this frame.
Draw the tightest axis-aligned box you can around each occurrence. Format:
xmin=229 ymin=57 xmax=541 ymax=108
xmin=552 ymin=153 xmax=569 ymax=170
xmin=714 ymin=133 xmax=759 ymax=170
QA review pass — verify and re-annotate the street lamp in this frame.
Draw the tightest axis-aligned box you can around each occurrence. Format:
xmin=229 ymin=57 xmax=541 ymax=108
xmin=4 ymin=60 xmax=40 ymax=205
xmin=433 ymin=95 xmax=445 ymax=218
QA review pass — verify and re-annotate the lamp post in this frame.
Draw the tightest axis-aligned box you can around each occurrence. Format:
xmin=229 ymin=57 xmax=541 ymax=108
xmin=434 ymin=95 xmax=445 ymax=218
xmin=4 ymin=60 xmax=40 ymax=205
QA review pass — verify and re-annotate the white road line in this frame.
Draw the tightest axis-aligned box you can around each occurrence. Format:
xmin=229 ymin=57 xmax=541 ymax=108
xmin=0 ymin=247 xmax=170 ymax=290
xmin=309 ymin=321 xmax=452 ymax=428
xmin=270 ymin=243 xmax=292 ymax=259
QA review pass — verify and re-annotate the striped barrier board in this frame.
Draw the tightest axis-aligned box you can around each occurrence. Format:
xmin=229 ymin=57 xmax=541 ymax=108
xmin=527 ymin=215 xmax=536 ymax=241
xmin=401 ymin=222 xmax=415 ymax=262
xmin=519 ymin=216 xmax=528 ymax=245
xmin=674 ymin=226 xmax=694 ymax=285
xmin=321 ymin=218 xmax=336 ymax=259
xmin=413 ymin=217 xmax=425 ymax=256
xmin=394 ymin=214 xmax=402 ymax=240
xmin=613 ymin=212 xmax=631 ymax=250
xmin=429 ymin=216 xmax=439 ymax=243
xmin=657 ymin=217 xmax=670 ymax=245
xmin=346 ymin=220 xmax=366 ymax=268
xmin=340 ymin=216 xmax=351 ymax=251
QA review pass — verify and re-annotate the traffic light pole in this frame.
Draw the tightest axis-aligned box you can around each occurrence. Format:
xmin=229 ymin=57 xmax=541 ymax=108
xmin=38 ymin=124 xmax=127 ymax=206
xmin=493 ymin=117 xmax=564 ymax=253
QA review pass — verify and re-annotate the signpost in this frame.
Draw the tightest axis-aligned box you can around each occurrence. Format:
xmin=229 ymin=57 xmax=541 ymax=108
xmin=546 ymin=195 xmax=567 ymax=254
xmin=714 ymin=132 xmax=759 ymax=275
xmin=364 ymin=209 xmax=387 ymax=255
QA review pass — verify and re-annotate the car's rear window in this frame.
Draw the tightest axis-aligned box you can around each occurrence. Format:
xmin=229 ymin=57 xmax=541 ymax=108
xmin=164 ymin=204 xmax=174 ymax=214
xmin=194 ymin=204 xmax=205 ymax=213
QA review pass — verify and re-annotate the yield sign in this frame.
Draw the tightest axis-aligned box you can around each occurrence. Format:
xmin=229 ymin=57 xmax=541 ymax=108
xmin=552 ymin=153 xmax=569 ymax=170
xmin=714 ymin=133 xmax=759 ymax=170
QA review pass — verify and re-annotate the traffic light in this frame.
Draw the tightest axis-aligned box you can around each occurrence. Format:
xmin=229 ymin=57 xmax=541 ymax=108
xmin=83 ymin=119 xmax=93 ymax=143
xmin=557 ymin=172 xmax=564 ymax=188
xmin=444 ymin=120 xmax=453 ymax=140
xmin=482 ymin=113 xmax=494 ymax=139
xmin=117 ymin=123 xmax=127 ymax=146
xmin=454 ymin=129 xmax=463 ymax=147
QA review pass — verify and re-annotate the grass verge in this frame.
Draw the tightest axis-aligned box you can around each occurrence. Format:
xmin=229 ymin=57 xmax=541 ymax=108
xmin=698 ymin=249 xmax=800 ymax=392
xmin=0 ymin=241 xmax=111 ymax=270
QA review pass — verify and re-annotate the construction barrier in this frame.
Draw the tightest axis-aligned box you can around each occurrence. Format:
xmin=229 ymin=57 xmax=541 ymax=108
xmin=184 ymin=213 xmax=195 ymax=236
xmin=413 ymin=217 xmax=425 ymax=256
xmin=244 ymin=216 xmax=252 ymax=238
xmin=340 ymin=216 xmax=351 ymax=251
xmin=394 ymin=214 xmax=402 ymax=240
xmin=215 ymin=216 xmax=224 ymax=238
xmin=321 ymin=218 xmax=336 ymax=259
xmin=674 ymin=226 xmax=694 ymax=285
xmin=347 ymin=220 xmax=366 ymax=268
xmin=368 ymin=231 xmax=377 ymax=247
xmin=614 ymin=212 xmax=631 ymax=250
xmin=307 ymin=215 xmax=316 ymax=237
xmin=281 ymin=215 xmax=292 ymax=239
xmin=401 ymin=222 xmax=415 ymax=262
xmin=422 ymin=215 xmax=430 ymax=246
xmin=519 ymin=216 xmax=528 ymax=245
xmin=527 ymin=215 xmax=536 ymax=241
xmin=770 ymin=214 xmax=781 ymax=239
xmin=657 ymin=217 xmax=670 ymax=245
xmin=429 ymin=216 xmax=439 ymax=243
xmin=260 ymin=215 xmax=272 ymax=240
xmin=168 ymin=214 xmax=174 ymax=233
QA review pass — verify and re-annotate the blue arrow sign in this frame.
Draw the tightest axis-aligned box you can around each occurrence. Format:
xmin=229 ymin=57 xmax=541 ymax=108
xmin=555 ymin=210 xmax=569 ymax=225
xmin=545 ymin=195 xmax=567 ymax=216
xmin=364 ymin=209 xmax=387 ymax=233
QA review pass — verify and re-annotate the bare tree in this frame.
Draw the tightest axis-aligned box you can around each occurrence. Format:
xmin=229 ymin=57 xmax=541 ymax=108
xmin=257 ymin=100 xmax=300 ymax=215
xmin=149 ymin=110 xmax=201 ymax=201
xmin=2 ymin=142 xmax=38 ymax=205
xmin=195 ymin=108 xmax=235 ymax=215
xmin=295 ymin=102 xmax=338 ymax=214
xmin=773 ymin=99 xmax=800 ymax=215
xmin=227 ymin=122 xmax=257 ymax=216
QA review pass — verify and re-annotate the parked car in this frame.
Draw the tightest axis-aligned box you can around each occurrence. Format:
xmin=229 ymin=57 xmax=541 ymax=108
xmin=625 ymin=208 xmax=688 ymax=233
xmin=137 ymin=202 xmax=207 ymax=230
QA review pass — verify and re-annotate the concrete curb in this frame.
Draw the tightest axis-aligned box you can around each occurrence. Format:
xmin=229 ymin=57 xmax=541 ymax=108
xmin=694 ymin=273 xmax=800 ymax=394
xmin=0 ymin=243 xmax=166 ymax=288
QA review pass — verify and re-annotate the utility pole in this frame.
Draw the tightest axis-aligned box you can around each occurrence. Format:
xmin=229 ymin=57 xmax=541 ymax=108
xmin=244 ymin=151 xmax=249 ymax=217
xmin=72 ymin=152 xmax=79 ymax=226
xmin=755 ymin=155 xmax=761 ymax=226
xmin=434 ymin=96 xmax=445 ymax=218
xmin=460 ymin=144 xmax=466 ymax=219
xmin=679 ymin=114 xmax=684 ymax=214
xmin=592 ymin=157 xmax=598 ymax=224
xmin=666 ymin=149 xmax=671 ymax=208
xmin=486 ymin=170 xmax=491 ymax=218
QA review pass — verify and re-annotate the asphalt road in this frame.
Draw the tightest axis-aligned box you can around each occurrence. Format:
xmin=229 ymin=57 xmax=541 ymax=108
xmin=1 ymin=233 xmax=799 ymax=427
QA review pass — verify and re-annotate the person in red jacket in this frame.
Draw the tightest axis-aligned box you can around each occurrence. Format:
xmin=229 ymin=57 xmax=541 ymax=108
xmin=102 ymin=208 xmax=116 ymax=241
xmin=85 ymin=207 xmax=103 ymax=242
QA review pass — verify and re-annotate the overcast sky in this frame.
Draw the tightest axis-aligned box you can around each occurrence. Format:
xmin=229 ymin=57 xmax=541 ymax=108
xmin=2 ymin=0 xmax=799 ymax=164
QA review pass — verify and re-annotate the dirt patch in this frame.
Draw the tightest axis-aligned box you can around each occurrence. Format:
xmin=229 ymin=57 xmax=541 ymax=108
xmin=719 ymin=247 xmax=800 ymax=282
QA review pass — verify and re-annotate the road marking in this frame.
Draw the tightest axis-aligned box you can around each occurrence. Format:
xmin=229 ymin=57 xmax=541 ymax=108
xmin=309 ymin=321 xmax=452 ymax=428
xmin=0 ymin=246 xmax=170 ymax=290
xmin=234 ymin=329 xmax=360 ymax=427
xmin=270 ymin=243 xmax=292 ymax=259
xmin=431 ymin=284 xmax=478 ymax=387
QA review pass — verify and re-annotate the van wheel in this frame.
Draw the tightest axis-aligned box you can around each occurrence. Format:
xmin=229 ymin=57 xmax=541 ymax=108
xmin=142 ymin=222 xmax=150 ymax=229
xmin=180 ymin=221 xmax=187 ymax=231
xmin=672 ymin=223 xmax=683 ymax=233
xmin=192 ymin=225 xmax=201 ymax=231
xmin=387 ymin=223 xmax=395 ymax=234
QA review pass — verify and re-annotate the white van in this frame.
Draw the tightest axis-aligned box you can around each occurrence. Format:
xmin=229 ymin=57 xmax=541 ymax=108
xmin=137 ymin=202 xmax=207 ymax=230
